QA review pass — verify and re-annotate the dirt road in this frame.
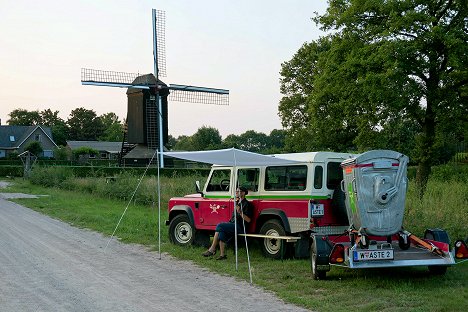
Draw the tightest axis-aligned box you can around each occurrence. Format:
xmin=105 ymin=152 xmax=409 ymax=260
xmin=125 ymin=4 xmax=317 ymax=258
xmin=0 ymin=192 xmax=311 ymax=312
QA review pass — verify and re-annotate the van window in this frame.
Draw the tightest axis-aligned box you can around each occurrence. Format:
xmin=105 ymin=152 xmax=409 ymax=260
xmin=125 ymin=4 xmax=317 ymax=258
xmin=314 ymin=165 xmax=323 ymax=189
xmin=237 ymin=168 xmax=260 ymax=192
xmin=326 ymin=162 xmax=343 ymax=190
xmin=206 ymin=169 xmax=231 ymax=192
xmin=265 ymin=165 xmax=307 ymax=191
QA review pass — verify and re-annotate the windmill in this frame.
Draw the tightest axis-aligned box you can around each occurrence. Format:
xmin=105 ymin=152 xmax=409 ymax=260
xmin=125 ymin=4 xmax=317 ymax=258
xmin=81 ymin=9 xmax=229 ymax=167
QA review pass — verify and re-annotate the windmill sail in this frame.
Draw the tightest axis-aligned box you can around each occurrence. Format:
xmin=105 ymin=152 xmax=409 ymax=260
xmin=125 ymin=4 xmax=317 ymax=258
xmin=81 ymin=9 xmax=230 ymax=167
xmin=153 ymin=9 xmax=166 ymax=78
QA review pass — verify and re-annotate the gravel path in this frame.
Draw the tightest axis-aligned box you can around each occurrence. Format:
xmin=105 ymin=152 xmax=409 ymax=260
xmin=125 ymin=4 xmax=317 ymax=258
xmin=0 ymin=188 xmax=311 ymax=312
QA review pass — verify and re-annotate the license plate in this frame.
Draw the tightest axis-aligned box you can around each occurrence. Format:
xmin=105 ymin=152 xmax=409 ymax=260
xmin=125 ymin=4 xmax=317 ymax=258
xmin=310 ymin=203 xmax=324 ymax=216
xmin=353 ymin=249 xmax=394 ymax=261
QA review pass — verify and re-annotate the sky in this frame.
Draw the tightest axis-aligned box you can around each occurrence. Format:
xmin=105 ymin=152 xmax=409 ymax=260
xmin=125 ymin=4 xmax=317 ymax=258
xmin=0 ymin=0 xmax=328 ymax=138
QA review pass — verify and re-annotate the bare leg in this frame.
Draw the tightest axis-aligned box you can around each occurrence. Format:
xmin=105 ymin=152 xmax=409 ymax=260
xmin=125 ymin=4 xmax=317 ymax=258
xmin=208 ymin=232 xmax=220 ymax=253
xmin=219 ymin=240 xmax=226 ymax=257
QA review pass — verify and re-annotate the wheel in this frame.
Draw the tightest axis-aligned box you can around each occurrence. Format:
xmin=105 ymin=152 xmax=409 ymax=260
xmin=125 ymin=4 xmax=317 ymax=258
xmin=169 ymin=214 xmax=195 ymax=246
xmin=424 ymin=229 xmax=450 ymax=275
xmin=259 ymin=219 xmax=286 ymax=259
xmin=310 ymin=239 xmax=327 ymax=280
xmin=219 ymin=179 xmax=230 ymax=191
xmin=398 ymin=234 xmax=411 ymax=250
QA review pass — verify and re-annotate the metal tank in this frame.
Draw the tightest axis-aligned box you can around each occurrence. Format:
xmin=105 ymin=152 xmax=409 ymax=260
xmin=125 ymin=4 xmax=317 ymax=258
xmin=341 ymin=150 xmax=409 ymax=236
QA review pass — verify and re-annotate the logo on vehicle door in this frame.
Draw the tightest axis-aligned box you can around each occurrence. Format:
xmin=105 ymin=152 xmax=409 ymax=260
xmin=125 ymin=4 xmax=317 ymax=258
xmin=210 ymin=204 xmax=224 ymax=214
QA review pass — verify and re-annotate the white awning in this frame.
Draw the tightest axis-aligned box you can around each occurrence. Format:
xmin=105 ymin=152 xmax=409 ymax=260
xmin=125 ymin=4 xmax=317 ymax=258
xmin=164 ymin=148 xmax=301 ymax=166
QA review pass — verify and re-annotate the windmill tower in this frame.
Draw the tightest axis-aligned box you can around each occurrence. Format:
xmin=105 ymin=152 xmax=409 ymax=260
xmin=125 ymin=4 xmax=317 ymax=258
xmin=81 ymin=9 xmax=229 ymax=167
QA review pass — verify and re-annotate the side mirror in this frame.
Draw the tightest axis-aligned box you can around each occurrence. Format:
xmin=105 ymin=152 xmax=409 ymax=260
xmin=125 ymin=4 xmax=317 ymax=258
xmin=195 ymin=181 xmax=203 ymax=196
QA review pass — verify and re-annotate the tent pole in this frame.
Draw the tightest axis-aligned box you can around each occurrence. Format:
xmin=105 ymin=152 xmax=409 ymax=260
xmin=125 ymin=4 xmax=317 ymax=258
xmin=233 ymin=150 xmax=238 ymax=271
xmin=157 ymin=150 xmax=161 ymax=260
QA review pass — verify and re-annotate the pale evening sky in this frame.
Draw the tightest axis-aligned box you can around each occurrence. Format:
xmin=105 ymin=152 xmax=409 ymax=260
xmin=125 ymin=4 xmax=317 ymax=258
xmin=0 ymin=0 xmax=328 ymax=138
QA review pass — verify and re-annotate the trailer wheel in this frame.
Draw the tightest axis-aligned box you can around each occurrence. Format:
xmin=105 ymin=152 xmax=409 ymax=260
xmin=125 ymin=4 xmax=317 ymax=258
xmin=259 ymin=220 xmax=286 ymax=259
xmin=310 ymin=240 xmax=326 ymax=280
xmin=398 ymin=233 xmax=411 ymax=250
xmin=424 ymin=229 xmax=450 ymax=275
xmin=169 ymin=214 xmax=195 ymax=246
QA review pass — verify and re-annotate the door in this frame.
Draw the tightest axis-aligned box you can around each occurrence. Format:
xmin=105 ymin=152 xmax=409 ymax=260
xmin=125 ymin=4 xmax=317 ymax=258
xmin=200 ymin=168 xmax=233 ymax=226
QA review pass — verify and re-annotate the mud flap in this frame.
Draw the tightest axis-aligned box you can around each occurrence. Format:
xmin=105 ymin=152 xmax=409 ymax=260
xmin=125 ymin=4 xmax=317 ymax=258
xmin=312 ymin=234 xmax=333 ymax=271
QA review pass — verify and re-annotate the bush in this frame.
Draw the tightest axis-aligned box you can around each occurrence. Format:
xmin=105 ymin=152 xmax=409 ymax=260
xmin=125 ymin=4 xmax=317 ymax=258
xmin=430 ymin=164 xmax=468 ymax=183
xmin=29 ymin=167 xmax=74 ymax=187
xmin=0 ymin=165 xmax=23 ymax=177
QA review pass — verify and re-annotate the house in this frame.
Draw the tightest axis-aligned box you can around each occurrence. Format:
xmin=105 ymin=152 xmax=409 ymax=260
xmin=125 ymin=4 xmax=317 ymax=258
xmin=0 ymin=125 xmax=58 ymax=158
xmin=66 ymin=141 xmax=122 ymax=160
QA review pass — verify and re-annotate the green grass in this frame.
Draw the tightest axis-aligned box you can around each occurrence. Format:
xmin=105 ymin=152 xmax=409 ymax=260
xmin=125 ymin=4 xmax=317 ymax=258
xmin=2 ymin=177 xmax=467 ymax=312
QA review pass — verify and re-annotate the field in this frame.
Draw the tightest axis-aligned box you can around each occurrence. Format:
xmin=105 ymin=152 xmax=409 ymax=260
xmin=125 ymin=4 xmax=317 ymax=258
xmin=2 ymin=169 xmax=467 ymax=312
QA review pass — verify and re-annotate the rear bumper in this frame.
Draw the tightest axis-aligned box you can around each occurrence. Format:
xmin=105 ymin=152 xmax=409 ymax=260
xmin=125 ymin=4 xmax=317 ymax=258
xmin=338 ymin=244 xmax=455 ymax=269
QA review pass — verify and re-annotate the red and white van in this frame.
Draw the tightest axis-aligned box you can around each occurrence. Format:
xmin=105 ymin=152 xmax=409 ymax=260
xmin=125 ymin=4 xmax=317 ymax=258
xmin=166 ymin=151 xmax=355 ymax=259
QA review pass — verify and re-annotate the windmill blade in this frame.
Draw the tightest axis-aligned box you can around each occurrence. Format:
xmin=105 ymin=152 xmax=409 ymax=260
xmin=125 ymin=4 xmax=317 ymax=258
xmin=153 ymin=9 xmax=166 ymax=79
xmin=81 ymin=68 xmax=152 ymax=89
xmin=168 ymin=84 xmax=229 ymax=105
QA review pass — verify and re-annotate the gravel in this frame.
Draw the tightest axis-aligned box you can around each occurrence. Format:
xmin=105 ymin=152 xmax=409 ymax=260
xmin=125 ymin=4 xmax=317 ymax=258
xmin=0 ymin=188 xmax=311 ymax=312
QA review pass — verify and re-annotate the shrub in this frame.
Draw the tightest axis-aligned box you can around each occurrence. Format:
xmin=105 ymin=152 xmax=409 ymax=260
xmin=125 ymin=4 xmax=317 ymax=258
xmin=30 ymin=167 xmax=74 ymax=187
xmin=430 ymin=164 xmax=468 ymax=183
xmin=24 ymin=141 xmax=43 ymax=157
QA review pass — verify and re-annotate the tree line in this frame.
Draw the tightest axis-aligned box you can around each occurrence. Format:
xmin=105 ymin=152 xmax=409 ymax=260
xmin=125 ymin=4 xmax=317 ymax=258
xmin=6 ymin=108 xmax=287 ymax=154
xmin=7 ymin=108 xmax=123 ymax=146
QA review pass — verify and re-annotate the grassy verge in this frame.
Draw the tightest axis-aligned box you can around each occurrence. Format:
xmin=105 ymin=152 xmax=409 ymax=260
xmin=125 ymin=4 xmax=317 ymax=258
xmin=2 ymin=178 xmax=467 ymax=312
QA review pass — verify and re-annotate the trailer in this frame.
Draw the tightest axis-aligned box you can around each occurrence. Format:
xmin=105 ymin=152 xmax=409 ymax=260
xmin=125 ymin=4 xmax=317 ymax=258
xmin=310 ymin=150 xmax=468 ymax=279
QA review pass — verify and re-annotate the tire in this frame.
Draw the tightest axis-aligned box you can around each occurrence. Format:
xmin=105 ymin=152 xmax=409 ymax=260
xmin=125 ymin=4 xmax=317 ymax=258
xmin=424 ymin=229 xmax=450 ymax=275
xmin=310 ymin=239 xmax=326 ymax=280
xmin=398 ymin=234 xmax=411 ymax=250
xmin=259 ymin=219 xmax=286 ymax=259
xmin=169 ymin=214 xmax=195 ymax=246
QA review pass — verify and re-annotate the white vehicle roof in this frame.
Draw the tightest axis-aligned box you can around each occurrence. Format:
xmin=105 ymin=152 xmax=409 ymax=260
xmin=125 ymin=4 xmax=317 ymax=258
xmin=271 ymin=152 xmax=356 ymax=163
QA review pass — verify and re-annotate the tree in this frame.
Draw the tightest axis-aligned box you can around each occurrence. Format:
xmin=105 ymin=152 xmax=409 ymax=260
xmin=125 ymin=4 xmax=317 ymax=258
xmin=72 ymin=146 xmax=98 ymax=163
xmin=173 ymin=135 xmax=194 ymax=151
xmin=280 ymin=0 xmax=468 ymax=194
xmin=7 ymin=109 xmax=41 ymax=125
xmin=40 ymin=109 xmax=69 ymax=146
xmin=223 ymin=134 xmax=241 ymax=149
xmin=24 ymin=141 xmax=43 ymax=157
xmin=67 ymin=108 xmax=104 ymax=141
xmin=191 ymin=126 xmax=223 ymax=151
xmin=99 ymin=112 xmax=123 ymax=142
xmin=236 ymin=130 xmax=269 ymax=153
xmin=166 ymin=135 xmax=177 ymax=150
xmin=266 ymin=129 xmax=286 ymax=154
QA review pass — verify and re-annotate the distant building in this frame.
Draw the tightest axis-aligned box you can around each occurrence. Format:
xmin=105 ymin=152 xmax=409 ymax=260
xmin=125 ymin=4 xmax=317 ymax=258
xmin=66 ymin=141 xmax=122 ymax=160
xmin=0 ymin=125 xmax=58 ymax=158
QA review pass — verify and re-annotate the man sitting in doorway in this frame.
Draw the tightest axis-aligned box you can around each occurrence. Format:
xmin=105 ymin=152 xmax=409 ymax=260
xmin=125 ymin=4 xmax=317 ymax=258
xmin=202 ymin=186 xmax=253 ymax=260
